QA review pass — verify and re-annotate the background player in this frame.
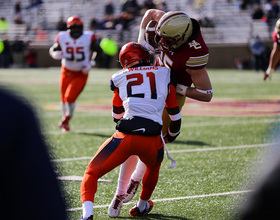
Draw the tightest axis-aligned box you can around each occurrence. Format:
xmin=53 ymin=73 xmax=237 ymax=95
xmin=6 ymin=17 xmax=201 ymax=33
xmin=79 ymin=42 xmax=181 ymax=219
xmin=49 ymin=16 xmax=103 ymax=132
xmin=264 ymin=18 xmax=280 ymax=81
xmin=109 ymin=9 xmax=213 ymax=214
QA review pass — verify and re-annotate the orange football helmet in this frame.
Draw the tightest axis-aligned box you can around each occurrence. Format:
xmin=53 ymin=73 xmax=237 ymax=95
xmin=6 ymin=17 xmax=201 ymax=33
xmin=66 ymin=16 xmax=83 ymax=39
xmin=119 ymin=42 xmax=151 ymax=68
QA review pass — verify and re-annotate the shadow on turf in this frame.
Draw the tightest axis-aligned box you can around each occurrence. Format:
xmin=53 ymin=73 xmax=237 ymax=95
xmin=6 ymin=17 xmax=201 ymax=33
xmin=73 ymin=132 xmax=111 ymax=138
xmin=117 ymin=213 xmax=192 ymax=219
xmin=74 ymin=133 xmax=212 ymax=148
xmin=174 ymin=140 xmax=212 ymax=147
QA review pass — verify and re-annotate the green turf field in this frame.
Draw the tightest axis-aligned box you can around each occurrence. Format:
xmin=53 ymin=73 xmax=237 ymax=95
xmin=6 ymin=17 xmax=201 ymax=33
xmin=0 ymin=68 xmax=279 ymax=219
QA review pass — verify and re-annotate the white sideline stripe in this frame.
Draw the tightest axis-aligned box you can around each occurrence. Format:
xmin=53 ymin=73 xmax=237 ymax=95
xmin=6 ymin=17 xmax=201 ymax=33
xmin=67 ymin=190 xmax=252 ymax=211
xmin=52 ymin=143 xmax=271 ymax=162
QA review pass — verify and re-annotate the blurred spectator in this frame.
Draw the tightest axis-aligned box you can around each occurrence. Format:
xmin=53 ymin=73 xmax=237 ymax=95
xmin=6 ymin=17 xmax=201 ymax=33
xmin=103 ymin=0 xmax=115 ymax=29
xmin=250 ymin=35 xmax=266 ymax=72
xmin=11 ymin=36 xmax=26 ymax=68
xmin=104 ymin=0 xmax=114 ymax=18
xmin=35 ymin=27 xmax=49 ymax=43
xmin=239 ymin=124 xmax=280 ymax=220
xmin=271 ymin=0 xmax=280 ymax=18
xmin=0 ymin=35 xmax=13 ymax=68
xmin=264 ymin=1 xmax=274 ymax=25
xmin=89 ymin=15 xmax=102 ymax=30
xmin=0 ymin=17 xmax=9 ymax=34
xmin=116 ymin=0 xmax=140 ymax=30
xmin=140 ymin=0 xmax=156 ymax=15
xmin=14 ymin=1 xmax=24 ymax=24
xmin=56 ymin=17 xmax=67 ymax=31
xmin=26 ymin=0 xmax=44 ymax=10
xmin=25 ymin=44 xmax=38 ymax=68
xmin=198 ymin=16 xmax=215 ymax=27
xmin=0 ymin=87 xmax=67 ymax=220
xmin=252 ymin=4 xmax=265 ymax=20
xmin=156 ymin=1 xmax=169 ymax=12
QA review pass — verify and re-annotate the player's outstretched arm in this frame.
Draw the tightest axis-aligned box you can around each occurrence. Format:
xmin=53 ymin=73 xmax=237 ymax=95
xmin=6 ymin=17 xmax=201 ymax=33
xmin=177 ymin=67 xmax=213 ymax=102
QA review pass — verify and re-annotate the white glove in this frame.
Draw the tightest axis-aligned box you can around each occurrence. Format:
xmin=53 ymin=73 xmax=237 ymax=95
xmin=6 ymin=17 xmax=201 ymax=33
xmin=140 ymin=40 xmax=157 ymax=55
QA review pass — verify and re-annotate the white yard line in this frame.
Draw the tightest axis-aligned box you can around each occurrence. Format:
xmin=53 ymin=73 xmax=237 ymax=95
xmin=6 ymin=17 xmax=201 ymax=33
xmin=67 ymin=190 xmax=252 ymax=211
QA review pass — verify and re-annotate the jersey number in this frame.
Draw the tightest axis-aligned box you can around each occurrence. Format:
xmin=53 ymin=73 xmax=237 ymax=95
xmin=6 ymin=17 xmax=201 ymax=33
xmin=66 ymin=46 xmax=85 ymax=61
xmin=158 ymin=52 xmax=173 ymax=68
xmin=126 ymin=72 xmax=157 ymax=99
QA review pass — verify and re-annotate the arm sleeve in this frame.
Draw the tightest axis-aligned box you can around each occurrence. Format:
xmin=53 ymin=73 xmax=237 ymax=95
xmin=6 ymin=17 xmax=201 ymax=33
xmin=112 ymin=88 xmax=124 ymax=122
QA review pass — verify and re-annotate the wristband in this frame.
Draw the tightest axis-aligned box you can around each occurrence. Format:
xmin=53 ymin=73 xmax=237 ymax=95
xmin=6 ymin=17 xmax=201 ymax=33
xmin=168 ymin=128 xmax=180 ymax=137
xmin=195 ymin=88 xmax=213 ymax=94
xmin=169 ymin=112 xmax=181 ymax=121
xmin=138 ymin=28 xmax=146 ymax=43
xmin=176 ymin=84 xmax=188 ymax=96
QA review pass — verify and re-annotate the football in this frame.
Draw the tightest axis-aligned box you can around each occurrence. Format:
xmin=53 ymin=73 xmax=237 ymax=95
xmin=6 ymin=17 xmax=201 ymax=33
xmin=145 ymin=20 xmax=158 ymax=49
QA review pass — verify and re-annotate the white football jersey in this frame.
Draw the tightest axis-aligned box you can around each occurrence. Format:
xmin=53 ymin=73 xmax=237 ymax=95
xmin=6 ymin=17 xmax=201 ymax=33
xmin=56 ymin=31 xmax=94 ymax=71
xmin=111 ymin=66 xmax=172 ymax=125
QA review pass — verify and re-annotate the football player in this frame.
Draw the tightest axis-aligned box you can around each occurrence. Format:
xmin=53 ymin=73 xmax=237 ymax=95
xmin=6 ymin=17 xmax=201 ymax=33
xmin=264 ymin=18 xmax=280 ymax=81
xmin=79 ymin=42 xmax=181 ymax=219
xmin=109 ymin=9 xmax=213 ymax=215
xmin=49 ymin=16 xmax=103 ymax=132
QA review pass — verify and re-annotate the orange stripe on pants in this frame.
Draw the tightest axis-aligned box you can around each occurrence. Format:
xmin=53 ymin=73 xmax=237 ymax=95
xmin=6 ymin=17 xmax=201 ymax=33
xmin=81 ymin=131 xmax=164 ymax=203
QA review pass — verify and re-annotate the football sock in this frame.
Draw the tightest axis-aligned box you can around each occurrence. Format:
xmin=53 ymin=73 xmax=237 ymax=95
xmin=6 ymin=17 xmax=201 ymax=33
xmin=131 ymin=159 xmax=146 ymax=182
xmin=82 ymin=201 xmax=93 ymax=219
xmin=137 ymin=199 xmax=148 ymax=212
xmin=116 ymin=155 xmax=138 ymax=195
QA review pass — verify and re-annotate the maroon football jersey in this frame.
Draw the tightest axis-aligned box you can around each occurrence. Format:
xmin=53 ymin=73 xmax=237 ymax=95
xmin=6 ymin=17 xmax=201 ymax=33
xmin=155 ymin=31 xmax=209 ymax=86
xmin=272 ymin=30 xmax=280 ymax=45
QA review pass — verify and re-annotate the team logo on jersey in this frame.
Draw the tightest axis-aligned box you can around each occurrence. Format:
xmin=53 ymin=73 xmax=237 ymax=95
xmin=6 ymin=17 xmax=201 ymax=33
xmin=188 ymin=40 xmax=201 ymax=49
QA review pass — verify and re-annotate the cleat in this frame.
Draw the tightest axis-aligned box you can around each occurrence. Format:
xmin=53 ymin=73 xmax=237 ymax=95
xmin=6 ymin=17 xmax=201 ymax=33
xmin=124 ymin=179 xmax=140 ymax=203
xmin=59 ymin=115 xmax=70 ymax=132
xmin=108 ymin=194 xmax=125 ymax=218
xmin=79 ymin=215 xmax=93 ymax=220
xmin=129 ymin=200 xmax=153 ymax=216
xmin=263 ymin=72 xmax=270 ymax=81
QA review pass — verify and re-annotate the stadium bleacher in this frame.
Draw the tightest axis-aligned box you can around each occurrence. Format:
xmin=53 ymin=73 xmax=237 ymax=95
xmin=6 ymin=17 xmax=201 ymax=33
xmin=0 ymin=0 xmax=276 ymax=69
xmin=0 ymin=0 xmax=273 ymax=46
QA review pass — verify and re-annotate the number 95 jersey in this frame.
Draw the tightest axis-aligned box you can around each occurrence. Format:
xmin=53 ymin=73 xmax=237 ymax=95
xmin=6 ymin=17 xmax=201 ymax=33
xmin=55 ymin=31 xmax=95 ymax=71
xmin=110 ymin=66 xmax=177 ymax=125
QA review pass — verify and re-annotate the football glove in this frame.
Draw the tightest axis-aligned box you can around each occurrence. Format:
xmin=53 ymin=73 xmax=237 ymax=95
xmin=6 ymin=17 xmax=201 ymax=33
xmin=139 ymin=40 xmax=157 ymax=55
